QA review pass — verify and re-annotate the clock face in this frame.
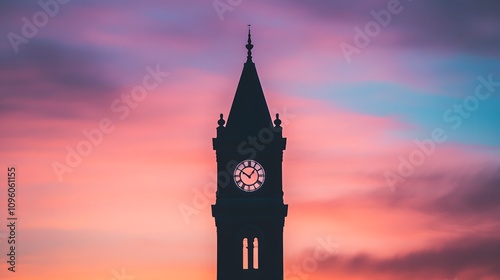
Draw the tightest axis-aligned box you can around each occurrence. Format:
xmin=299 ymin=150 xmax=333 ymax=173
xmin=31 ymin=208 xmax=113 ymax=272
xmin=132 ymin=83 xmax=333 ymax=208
xmin=233 ymin=159 xmax=265 ymax=192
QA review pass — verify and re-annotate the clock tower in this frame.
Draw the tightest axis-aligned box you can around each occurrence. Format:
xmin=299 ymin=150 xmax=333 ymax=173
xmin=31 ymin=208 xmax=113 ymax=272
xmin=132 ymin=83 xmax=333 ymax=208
xmin=211 ymin=28 xmax=288 ymax=280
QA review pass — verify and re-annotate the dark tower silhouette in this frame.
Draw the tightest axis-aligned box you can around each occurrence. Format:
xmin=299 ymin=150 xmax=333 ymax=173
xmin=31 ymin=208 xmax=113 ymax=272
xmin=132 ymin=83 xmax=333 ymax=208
xmin=212 ymin=27 xmax=288 ymax=280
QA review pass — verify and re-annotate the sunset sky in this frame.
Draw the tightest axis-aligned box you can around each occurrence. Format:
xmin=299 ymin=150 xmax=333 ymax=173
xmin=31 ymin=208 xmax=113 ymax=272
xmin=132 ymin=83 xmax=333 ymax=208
xmin=1 ymin=0 xmax=500 ymax=279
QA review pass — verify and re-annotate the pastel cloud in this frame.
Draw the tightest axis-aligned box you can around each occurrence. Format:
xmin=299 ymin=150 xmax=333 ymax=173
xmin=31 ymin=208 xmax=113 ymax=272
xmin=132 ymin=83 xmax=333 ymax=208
xmin=278 ymin=0 xmax=500 ymax=56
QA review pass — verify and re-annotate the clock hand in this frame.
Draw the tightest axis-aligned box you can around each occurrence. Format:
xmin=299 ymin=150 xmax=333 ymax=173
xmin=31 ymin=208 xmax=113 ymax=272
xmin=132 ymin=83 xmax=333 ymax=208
xmin=241 ymin=170 xmax=251 ymax=178
xmin=249 ymin=169 xmax=255 ymax=177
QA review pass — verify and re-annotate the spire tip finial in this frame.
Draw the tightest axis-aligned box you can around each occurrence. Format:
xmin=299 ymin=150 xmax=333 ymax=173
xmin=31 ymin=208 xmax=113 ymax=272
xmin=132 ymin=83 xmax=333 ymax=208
xmin=246 ymin=24 xmax=253 ymax=61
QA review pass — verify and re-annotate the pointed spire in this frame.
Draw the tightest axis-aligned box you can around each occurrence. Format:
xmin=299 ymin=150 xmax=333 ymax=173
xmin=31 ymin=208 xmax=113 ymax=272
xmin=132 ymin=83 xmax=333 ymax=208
xmin=225 ymin=27 xmax=272 ymax=136
xmin=246 ymin=24 xmax=253 ymax=62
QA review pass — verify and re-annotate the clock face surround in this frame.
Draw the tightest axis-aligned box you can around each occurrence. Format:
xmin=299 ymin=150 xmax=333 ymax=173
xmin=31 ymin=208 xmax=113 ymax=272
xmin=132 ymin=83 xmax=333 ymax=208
xmin=233 ymin=159 xmax=265 ymax=192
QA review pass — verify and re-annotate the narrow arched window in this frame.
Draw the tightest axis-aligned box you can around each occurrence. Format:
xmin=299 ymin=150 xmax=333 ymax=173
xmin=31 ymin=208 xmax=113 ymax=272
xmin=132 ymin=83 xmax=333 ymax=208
xmin=243 ymin=237 xmax=259 ymax=270
xmin=253 ymin=237 xmax=259 ymax=269
xmin=243 ymin=238 xmax=248 ymax=269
